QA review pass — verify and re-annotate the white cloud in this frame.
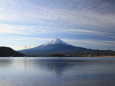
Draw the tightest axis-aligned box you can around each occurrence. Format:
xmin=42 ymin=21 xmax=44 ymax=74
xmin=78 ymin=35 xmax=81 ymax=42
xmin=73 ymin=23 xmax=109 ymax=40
xmin=0 ymin=0 xmax=115 ymax=39
xmin=0 ymin=0 xmax=115 ymax=50
xmin=12 ymin=45 xmax=34 ymax=50
xmin=0 ymin=0 xmax=115 ymax=30
xmin=0 ymin=24 xmax=31 ymax=34
xmin=0 ymin=24 xmax=54 ymax=35
xmin=0 ymin=23 xmax=114 ymax=39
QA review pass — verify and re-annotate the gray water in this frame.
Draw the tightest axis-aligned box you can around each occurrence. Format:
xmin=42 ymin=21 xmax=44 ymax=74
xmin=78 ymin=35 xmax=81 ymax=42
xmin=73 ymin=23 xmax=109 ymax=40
xmin=0 ymin=57 xmax=115 ymax=86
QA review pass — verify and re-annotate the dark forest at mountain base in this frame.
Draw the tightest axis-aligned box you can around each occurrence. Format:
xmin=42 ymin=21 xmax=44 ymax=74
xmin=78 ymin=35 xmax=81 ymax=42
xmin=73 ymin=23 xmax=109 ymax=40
xmin=0 ymin=47 xmax=25 ymax=57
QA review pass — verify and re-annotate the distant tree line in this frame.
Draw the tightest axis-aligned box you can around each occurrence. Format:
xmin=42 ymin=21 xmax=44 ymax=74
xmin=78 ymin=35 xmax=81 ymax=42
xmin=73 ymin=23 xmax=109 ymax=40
xmin=0 ymin=47 xmax=25 ymax=57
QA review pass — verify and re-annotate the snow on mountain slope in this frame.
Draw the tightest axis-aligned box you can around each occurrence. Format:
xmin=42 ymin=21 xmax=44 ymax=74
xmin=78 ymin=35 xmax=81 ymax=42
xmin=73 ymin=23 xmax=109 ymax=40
xmin=41 ymin=39 xmax=68 ymax=46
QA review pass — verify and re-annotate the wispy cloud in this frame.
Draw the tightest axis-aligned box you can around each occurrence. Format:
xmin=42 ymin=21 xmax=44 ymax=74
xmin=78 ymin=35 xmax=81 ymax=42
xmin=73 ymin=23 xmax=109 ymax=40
xmin=0 ymin=24 xmax=54 ymax=35
xmin=61 ymin=29 xmax=115 ymax=38
xmin=63 ymin=38 xmax=115 ymax=46
xmin=0 ymin=24 xmax=34 ymax=34
xmin=13 ymin=45 xmax=34 ymax=50
xmin=0 ymin=0 xmax=115 ymax=50
xmin=0 ymin=23 xmax=114 ymax=39
xmin=0 ymin=0 xmax=115 ymax=30
xmin=63 ymin=38 xmax=115 ymax=50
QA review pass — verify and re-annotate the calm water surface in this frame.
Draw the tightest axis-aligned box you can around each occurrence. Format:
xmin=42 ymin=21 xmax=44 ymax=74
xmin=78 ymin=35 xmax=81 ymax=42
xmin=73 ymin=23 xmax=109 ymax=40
xmin=0 ymin=57 xmax=115 ymax=86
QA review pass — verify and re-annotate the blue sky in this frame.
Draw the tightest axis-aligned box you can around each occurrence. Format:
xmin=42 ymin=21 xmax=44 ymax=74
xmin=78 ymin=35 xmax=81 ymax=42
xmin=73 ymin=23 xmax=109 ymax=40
xmin=0 ymin=0 xmax=115 ymax=50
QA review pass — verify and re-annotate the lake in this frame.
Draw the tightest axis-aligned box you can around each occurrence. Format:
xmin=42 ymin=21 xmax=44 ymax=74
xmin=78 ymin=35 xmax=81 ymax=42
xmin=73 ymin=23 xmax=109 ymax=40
xmin=0 ymin=57 xmax=115 ymax=86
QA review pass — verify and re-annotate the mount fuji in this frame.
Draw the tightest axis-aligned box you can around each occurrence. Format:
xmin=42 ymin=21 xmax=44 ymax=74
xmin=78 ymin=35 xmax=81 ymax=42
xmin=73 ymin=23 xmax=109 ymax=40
xmin=41 ymin=39 xmax=68 ymax=46
xmin=19 ymin=39 xmax=115 ymax=57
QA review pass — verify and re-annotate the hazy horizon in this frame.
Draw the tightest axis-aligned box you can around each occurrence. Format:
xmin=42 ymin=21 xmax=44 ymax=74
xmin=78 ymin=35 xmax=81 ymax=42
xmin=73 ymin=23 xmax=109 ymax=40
xmin=0 ymin=0 xmax=115 ymax=50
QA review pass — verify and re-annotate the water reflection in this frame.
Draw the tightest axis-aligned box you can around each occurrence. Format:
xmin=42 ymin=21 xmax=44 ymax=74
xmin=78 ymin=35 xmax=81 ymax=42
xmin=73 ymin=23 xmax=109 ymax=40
xmin=0 ymin=57 xmax=115 ymax=86
xmin=34 ymin=59 xmax=73 ymax=78
xmin=33 ymin=58 xmax=115 ymax=78
xmin=0 ymin=58 xmax=12 ymax=67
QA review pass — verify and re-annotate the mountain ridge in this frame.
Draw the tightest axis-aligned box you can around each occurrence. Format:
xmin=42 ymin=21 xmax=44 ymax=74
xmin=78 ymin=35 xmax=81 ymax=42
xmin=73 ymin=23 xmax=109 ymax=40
xmin=19 ymin=39 xmax=115 ymax=57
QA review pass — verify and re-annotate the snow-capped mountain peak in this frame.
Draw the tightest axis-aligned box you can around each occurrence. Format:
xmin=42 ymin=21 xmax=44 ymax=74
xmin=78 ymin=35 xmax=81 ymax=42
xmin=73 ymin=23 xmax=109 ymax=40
xmin=41 ymin=39 xmax=68 ymax=46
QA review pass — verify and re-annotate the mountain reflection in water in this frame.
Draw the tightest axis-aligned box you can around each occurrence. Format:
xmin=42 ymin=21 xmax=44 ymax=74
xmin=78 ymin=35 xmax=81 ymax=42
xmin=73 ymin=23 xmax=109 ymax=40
xmin=0 ymin=58 xmax=12 ymax=67
xmin=0 ymin=57 xmax=115 ymax=86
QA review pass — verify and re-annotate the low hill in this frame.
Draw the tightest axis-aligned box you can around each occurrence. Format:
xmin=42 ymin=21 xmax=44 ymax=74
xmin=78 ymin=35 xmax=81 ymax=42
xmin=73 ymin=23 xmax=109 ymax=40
xmin=0 ymin=47 xmax=25 ymax=57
